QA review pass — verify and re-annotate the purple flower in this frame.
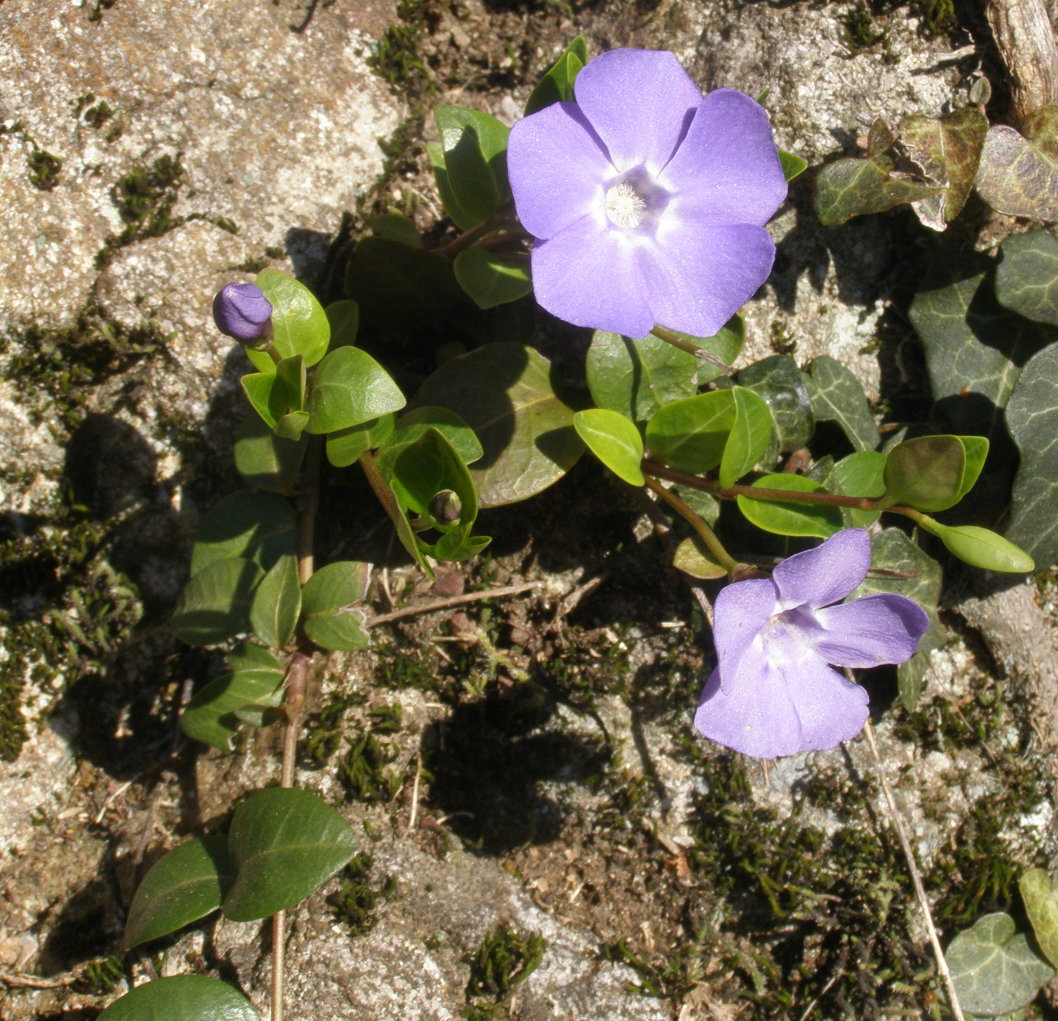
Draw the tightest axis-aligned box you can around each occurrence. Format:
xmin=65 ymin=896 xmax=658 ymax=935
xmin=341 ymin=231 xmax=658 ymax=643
xmin=507 ymin=49 xmax=788 ymax=339
xmin=695 ymin=529 xmax=929 ymax=759
xmin=213 ymin=282 xmax=273 ymax=344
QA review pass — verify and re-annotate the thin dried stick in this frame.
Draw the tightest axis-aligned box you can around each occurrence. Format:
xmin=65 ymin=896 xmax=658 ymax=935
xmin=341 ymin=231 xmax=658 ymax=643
xmin=366 ymin=582 xmax=541 ymax=627
xmin=859 ymin=716 xmax=966 ymax=1021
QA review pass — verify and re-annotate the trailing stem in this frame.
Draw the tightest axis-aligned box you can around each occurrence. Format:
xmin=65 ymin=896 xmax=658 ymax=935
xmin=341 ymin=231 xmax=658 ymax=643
xmin=644 ymin=476 xmax=739 ymax=573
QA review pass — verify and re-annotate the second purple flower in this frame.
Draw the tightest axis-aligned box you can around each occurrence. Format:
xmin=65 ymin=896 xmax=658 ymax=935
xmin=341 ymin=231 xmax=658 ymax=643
xmin=507 ymin=48 xmax=788 ymax=340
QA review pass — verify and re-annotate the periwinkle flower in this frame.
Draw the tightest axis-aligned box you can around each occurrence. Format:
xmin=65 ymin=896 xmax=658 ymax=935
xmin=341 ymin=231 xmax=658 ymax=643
xmin=695 ymin=529 xmax=929 ymax=759
xmin=507 ymin=49 xmax=788 ymax=339
xmin=212 ymin=282 xmax=273 ymax=345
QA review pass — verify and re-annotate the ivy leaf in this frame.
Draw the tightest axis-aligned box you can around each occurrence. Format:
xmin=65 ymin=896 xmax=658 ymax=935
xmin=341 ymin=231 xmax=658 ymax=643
xmin=738 ymin=354 xmax=814 ymax=452
xmin=233 ymin=412 xmax=307 ymax=494
xmin=189 ymin=491 xmax=297 ymax=576
xmin=574 ymin=409 xmax=645 ymax=486
xmin=454 ymin=249 xmax=531 ymax=309
xmin=995 ymin=230 xmax=1058 ymax=327
xmin=1020 ymin=869 xmax=1058 ymax=970
xmin=97 ymin=976 xmax=259 ymax=1021
xmin=411 ymin=343 xmax=582 ymax=507
xmin=305 ymin=346 xmax=406 ymax=434
xmin=257 ymin=268 xmax=330 ymax=367
xmin=434 ymin=106 xmax=511 ymax=227
xmin=124 ymin=836 xmax=236 ymax=948
xmin=525 ymin=36 xmax=588 ymax=114
xmin=1005 ymin=342 xmax=1058 ymax=568
xmin=946 ymin=912 xmax=1054 ymax=1017
xmin=736 ymin=474 xmax=844 ymax=539
xmin=301 ymin=561 xmax=372 ymax=652
xmin=171 ymin=558 xmax=263 ymax=646
xmin=719 ymin=387 xmax=774 ymax=487
xmin=250 ymin=554 xmax=301 ymax=649
xmin=804 ymin=355 xmax=880 ymax=451
xmin=974 ymin=105 xmax=1058 ymax=221
xmin=814 ymin=153 xmax=940 ymax=226
xmin=645 ymin=390 xmax=734 ymax=474
xmin=222 ymin=787 xmax=358 ymax=922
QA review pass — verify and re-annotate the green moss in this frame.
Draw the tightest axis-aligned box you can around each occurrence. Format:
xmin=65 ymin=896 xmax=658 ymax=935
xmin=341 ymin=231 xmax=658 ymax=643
xmin=769 ymin=319 xmax=796 ymax=355
xmin=327 ymin=851 xmax=397 ymax=936
xmin=27 ymin=148 xmax=62 ymax=191
xmin=913 ymin=0 xmax=957 ymax=37
xmin=370 ymin=0 xmax=433 ymax=101
xmin=97 ymin=154 xmax=185 ymax=265
xmin=465 ymin=924 xmax=546 ymax=1010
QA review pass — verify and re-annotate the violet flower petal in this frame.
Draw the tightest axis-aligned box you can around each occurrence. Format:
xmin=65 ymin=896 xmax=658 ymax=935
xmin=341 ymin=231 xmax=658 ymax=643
xmin=711 ymin=577 xmax=777 ymax=681
xmin=574 ymin=49 xmax=701 ymax=173
xmin=659 ymin=89 xmax=788 ymax=226
xmin=639 ymin=221 xmax=777 ymax=339
xmin=808 ymin=594 xmax=930 ymax=667
xmin=529 ymin=219 xmax=654 ymax=336
xmin=506 ymin=102 xmax=613 ymax=240
xmin=771 ymin=528 xmax=871 ymax=610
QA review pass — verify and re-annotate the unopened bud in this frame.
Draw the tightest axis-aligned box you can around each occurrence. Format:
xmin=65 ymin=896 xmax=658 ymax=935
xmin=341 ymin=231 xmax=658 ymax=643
xmin=429 ymin=490 xmax=462 ymax=524
xmin=212 ymin=282 xmax=273 ymax=345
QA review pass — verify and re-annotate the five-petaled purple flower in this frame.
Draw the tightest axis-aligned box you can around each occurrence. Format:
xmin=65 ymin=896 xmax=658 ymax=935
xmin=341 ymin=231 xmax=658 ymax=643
xmin=695 ymin=529 xmax=929 ymax=759
xmin=213 ymin=282 xmax=273 ymax=345
xmin=507 ymin=49 xmax=788 ymax=340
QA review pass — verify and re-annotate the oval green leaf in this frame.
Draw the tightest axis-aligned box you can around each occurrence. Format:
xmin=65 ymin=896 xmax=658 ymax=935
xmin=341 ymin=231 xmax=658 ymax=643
xmin=880 ymin=434 xmax=966 ymax=511
xmin=736 ymin=474 xmax=844 ymax=538
xmin=645 ymin=390 xmax=734 ymax=474
xmin=325 ymin=413 xmax=396 ymax=468
xmin=306 ymin=345 xmax=406 ymax=434
xmin=672 ymin=537 xmax=728 ymax=579
xmin=222 ymin=787 xmax=358 ymax=922
xmin=1020 ymin=869 xmax=1058 ymax=970
xmin=387 ymin=405 xmax=484 ymax=466
xmin=301 ymin=561 xmax=372 ymax=652
xmin=98 ymin=976 xmax=260 ymax=1021
xmin=434 ymin=105 xmax=511 ymax=227
xmin=257 ymin=267 xmax=330 ymax=367
xmin=234 ymin=412 xmax=307 ymax=494
xmin=586 ymin=331 xmax=698 ymax=423
xmin=325 ymin=299 xmax=361 ymax=348
xmin=125 ymin=836 xmax=236 ymax=948
xmin=171 ymin=558 xmax=264 ymax=646
xmin=525 ymin=36 xmax=587 ymax=114
xmin=719 ymin=386 xmax=774 ymax=488
xmin=829 ymin=451 xmax=886 ymax=527
xmin=250 ymin=554 xmax=301 ymax=649
xmin=923 ymin=521 xmax=1035 ymax=573
xmin=453 ymin=249 xmax=531 ymax=309
xmin=190 ymin=490 xmax=297 ymax=577
xmin=574 ymin=409 xmax=644 ymax=486
xmin=738 ymin=354 xmax=814 ymax=453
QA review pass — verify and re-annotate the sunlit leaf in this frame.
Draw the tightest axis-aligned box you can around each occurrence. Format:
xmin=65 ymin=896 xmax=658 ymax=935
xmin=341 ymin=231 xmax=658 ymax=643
xmin=880 ymin=434 xmax=966 ymax=511
xmin=250 ymin=554 xmax=301 ymax=649
xmin=574 ymin=409 xmax=645 ymax=486
xmin=814 ymin=153 xmax=940 ymax=226
xmin=367 ymin=213 xmax=421 ymax=248
xmin=738 ymin=354 xmax=814 ymax=452
xmin=673 ymin=537 xmax=728 ymax=579
xmin=645 ymin=390 xmax=734 ymax=474
xmin=434 ymin=105 xmax=511 ymax=227
xmin=525 ymin=37 xmax=587 ymax=114
xmin=257 ymin=267 xmax=329 ymax=367
xmin=586 ymin=332 xmax=698 ymax=422
xmin=1020 ymin=869 xmax=1058 ymax=970
xmin=98 ymin=975 xmax=259 ymax=1021
xmin=234 ymin=412 xmax=307 ymax=493
xmin=974 ymin=106 xmax=1058 ymax=221
xmin=719 ymin=387 xmax=774 ymax=488
xmin=780 ymin=150 xmax=808 ymax=181
xmin=301 ymin=561 xmax=372 ymax=652
xmin=325 ymin=413 xmax=396 ymax=468
xmin=828 ymin=450 xmax=886 ymax=527
xmin=387 ymin=406 xmax=484 ymax=466
xmin=306 ymin=346 xmax=406 ymax=434
xmin=918 ymin=519 xmax=1035 ymax=572
xmin=736 ymin=474 xmax=844 ymax=538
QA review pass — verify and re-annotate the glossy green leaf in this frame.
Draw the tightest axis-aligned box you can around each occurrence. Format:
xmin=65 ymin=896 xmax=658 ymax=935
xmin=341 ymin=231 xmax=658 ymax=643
xmin=234 ymin=411 xmax=307 ymax=493
xmin=367 ymin=213 xmax=421 ymax=248
xmin=454 ymin=249 xmax=531 ymax=309
xmin=946 ymin=913 xmax=1054 ymax=1017
xmin=261 ymin=355 xmax=305 ymax=433
xmin=273 ymin=410 xmax=309 ymax=441
xmin=1021 ymin=869 xmax=1058 ymax=969
xmin=98 ymin=976 xmax=259 ymax=1021
xmin=411 ymin=343 xmax=582 ymax=507
xmin=381 ymin=427 xmax=479 ymax=532
xmin=644 ymin=390 xmax=734 ymax=474
xmin=525 ymin=37 xmax=587 ymax=114
xmin=428 ymin=140 xmax=476 ymax=231
xmin=738 ymin=354 xmax=814 ymax=452
xmin=325 ymin=413 xmax=396 ymax=468
xmin=1005 ymin=342 xmax=1058 ymax=568
xmin=779 ymin=150 xmax=808 ymax=181
xmin=190 ymin=490 xmax=297 ymax=576
xmin=434 ymin=105 xmax=511 ymax=227
xmin=719 ymin=387 xmax=774 ymax=488
xmin=257 ymin=267 xmax=330 ymax=367
xmin=995 ymin=230 xmax=1058 ymax=327
xmin=574 ymin=409 xmax=645 ymax=486
xmin=387 ymin=406 xmax=484 ymax=466
xmin=429 ymin=528 xmax=492 ymax=562
xmin=250 ymin=554 xmax=301 ymax=649
xmin=241 ymin=370 xmax=278 ymax=428
xmin=919 ymin=520 xmax=1035 ymax=573
xmin=828 ymin=451 xmax=886 ymax=527
xmin=171 ymin=558 xmax=263 ymax=646
xmin=586 ymin=331 xmax=698 ymax=422
xmin=880 ymin=435 xmax=966 ymax=511
xmin=306 ymin=346 xmax=406 ymax=434
xmin=325 ymin=299 xmax=360 ymax=349
xmin=954 ymin=435 xmax=989 ymax=503
xmin=181 ymin=643 xmax=285 ymax=750
xmin=301 ymin=560 xmax=372 ymax=652
xmin=673 ymin=537 xmax=728 ymax=579
xmin=804 ymin=355 xmax=880 ymax=451
xmin=222 ymin=787 xmax=358 ymax=922
xmin=736 ymin=474 xmax=844 ymax=538
xmin=814 ymin=153 xmax=940 ymax=226
xmin=125 ymin=836 xmax=236 ymax=948
xmin=974 ymin=106 xmax=1058 ymax=221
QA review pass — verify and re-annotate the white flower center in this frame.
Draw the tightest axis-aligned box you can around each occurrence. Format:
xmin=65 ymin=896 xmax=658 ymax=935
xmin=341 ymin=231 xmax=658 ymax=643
xmin=605 ymin=181 xmax=648 ymax=230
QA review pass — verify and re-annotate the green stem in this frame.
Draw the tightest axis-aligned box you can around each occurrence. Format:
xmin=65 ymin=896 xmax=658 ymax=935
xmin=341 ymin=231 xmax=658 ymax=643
xmin=644 ymin=476 xmax=739 ymax=574
xmin=650 ymin=325 xmax=734 ymax=376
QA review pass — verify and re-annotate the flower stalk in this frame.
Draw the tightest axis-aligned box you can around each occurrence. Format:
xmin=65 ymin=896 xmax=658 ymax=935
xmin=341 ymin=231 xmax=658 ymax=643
xmin=644 ymin=476 xmax=739 ymax=574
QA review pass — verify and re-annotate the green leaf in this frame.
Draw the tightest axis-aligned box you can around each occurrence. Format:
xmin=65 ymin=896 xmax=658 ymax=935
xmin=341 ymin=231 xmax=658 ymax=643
xmin=325 ymin=414 xmax=396 ymax=468
xmin=672 ymin=537 xmax=728 ymax=579
xmin=306 ymin=346 xmax=406 ymax=434
xmin=880 ymin=434 xmax=967 ymax=511
xmin=98 ymin=976 xmax=259 ymax=1021
xmin=429 ymin=140 xmax=476 ymax=232
xmin=586 ymin=331 xmax=698 ymax=423
xmin=946 ymin=912 xmax=1054 ymax=1017
xmin=273 ymin=410 xmax=310 ymax=441
xmin=190 ymin=490 xmax=298 ymax=576
xmin=525 ymin=37 xmax=587 ymax=114
xmin=411 ymin=343 xmax=581 ymax=507
xmin=264 ymin=355 xmax=305 ymax=429
xmin=1005 ymin=342 xmax=1058 ymax=568
xmin=325 ymin=299 xmax=360 ymax=349
xmin=654 ymin=317 xmax=744 ymax=386
xmin=954 ymin=435 xmax=990 ymax=503
xmin=234 ymin=412 xmax=307 ymax=493
xmin=241 ymin=370 xmax=279 ymax=428
xmin=919 ymin=520 xmax=1036 ymax=573
xmin=974 ymin=106 xmax=1058 ymax=221
xmin=172 ymin=558 xmax=264 ymax=646
xmin=719 ymin=386 xmax=774 ymax=487
xmin=367 ymin=213 xmax=421 ymax=248
xmin=222 ymin=787 xmax=358 ymax=922
xmin=736 ymin=474 xmax=844 ymax=538
xmin=257 ymin=267 xmax=330 ymax=367
xmin=645 ymin=390 xmax=734 ymax=474
xmin=301 ymin=561 xmax=372 ymax=652
xmin=250 ymin=554 xmax=301 ymax=649
xmin=898 ymin=107 xmax=988 ymax=228
xmin=814 ymin=153 xmax=940 ymax=226
xmin=454 ymin=248 xmax=531 ymax=309
xmin=1020 ymin=869 xmax=1058 ymax=969
xmin=804 ymin=355 xmax=880 ymax=451
xmin=434 ymin=105 xmax=511 ymax=227
xmin=574 ymin=409 xmax=645 ymax=486
xmin=387 ymin=406 xmax=484 ymax=466
xmin=779 ymin=150 xmax=808 ymax=181
xmin=738 ymin=354 xmax=814 ymax=452
xmin=125 ymin=836 xmax=236 ymax=948
xmin=181 ymin=643 xmax=285 ymax=750
xmin=829 ymin=450 xmax=887 ymax=527
xmin=995 ymin=230 xmax=1058 ymax=327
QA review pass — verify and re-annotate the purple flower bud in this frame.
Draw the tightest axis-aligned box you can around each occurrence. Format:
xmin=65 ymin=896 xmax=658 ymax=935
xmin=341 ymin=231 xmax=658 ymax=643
xmin=212 ymin=283 xmax=273 ymax=345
